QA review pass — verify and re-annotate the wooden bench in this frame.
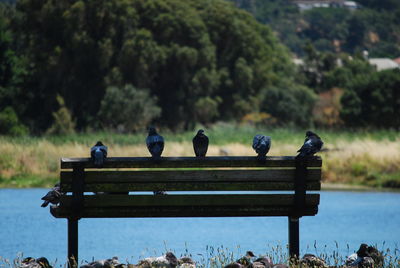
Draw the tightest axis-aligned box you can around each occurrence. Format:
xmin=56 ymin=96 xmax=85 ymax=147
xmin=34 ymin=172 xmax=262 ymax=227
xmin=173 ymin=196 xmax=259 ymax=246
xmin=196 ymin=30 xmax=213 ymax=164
xmin=51 ymin=156 xmax=322 ymax=266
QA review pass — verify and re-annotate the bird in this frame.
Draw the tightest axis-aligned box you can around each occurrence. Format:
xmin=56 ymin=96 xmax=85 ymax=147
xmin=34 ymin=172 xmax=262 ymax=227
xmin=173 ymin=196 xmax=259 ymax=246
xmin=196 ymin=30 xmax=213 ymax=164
xmin=20 ymin=257 xmax=52 ymax=268
xmin=137 ymin=252 xmax=178 ymax=267
xmin=80 ymin=256 xmax=120 ymax=268
xmin=345 ymin=244 xmax=377 ymax=267
xmin=178 ymin=256 xmax=196 ymax=268
xmin=296 ymin=131 xmax=323 ymax=158
xmin=235 ymin=251 xmax=256 ymax=267
xmin=91 ymin=141 xmax=108 ymax=167
xmin=35 ymin=257 xmax=53 ymax=268
xmin=41 ymin=183 xmax=62 ymax=207
xmin=254 ymin=256 xmax=273 ymax=268
xmin=146 ymin=127 xmax=164 ymax=158
xmin=20 ymin=257 xmax=37 ymax=268
xmin=252 ymin=135 xmax=271 ymax=159
xmin=192 ymin=129 xmax=209 ymax=157
xmin=300 ymin=254 xmax=327 ymax=268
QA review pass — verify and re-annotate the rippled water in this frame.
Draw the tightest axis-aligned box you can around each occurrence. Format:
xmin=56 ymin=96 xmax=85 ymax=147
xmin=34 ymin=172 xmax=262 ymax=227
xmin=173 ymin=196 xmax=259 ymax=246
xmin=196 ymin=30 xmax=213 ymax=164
xmin=0 ymin=189 xmax=399 ymax=264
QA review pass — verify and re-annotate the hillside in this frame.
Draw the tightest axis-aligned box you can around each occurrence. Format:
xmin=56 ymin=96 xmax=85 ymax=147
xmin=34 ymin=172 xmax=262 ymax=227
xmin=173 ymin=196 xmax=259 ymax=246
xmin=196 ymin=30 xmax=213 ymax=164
xmin=229 ymin=0 xmax=400 ymax=58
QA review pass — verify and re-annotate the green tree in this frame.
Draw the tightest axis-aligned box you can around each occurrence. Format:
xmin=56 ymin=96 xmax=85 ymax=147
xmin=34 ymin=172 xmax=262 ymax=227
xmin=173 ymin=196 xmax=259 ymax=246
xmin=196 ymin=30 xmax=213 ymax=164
xmin=11 ymin=0 xmax=300 ymax=131
xmin=98 ymin=84 xmax=161 ymax=132
xmin=0 ymin=106 xmax=28 ymax=136
xmin=341 ymin=69 xmax=400 ymax=128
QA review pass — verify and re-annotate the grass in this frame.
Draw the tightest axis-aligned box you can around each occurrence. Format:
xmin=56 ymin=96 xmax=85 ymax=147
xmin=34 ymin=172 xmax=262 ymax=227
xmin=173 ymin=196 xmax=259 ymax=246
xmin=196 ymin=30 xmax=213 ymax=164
xmin=0 ymin=123 xmax=399 ymax=189
xmin=0 ymin=243 xmax=399 ymax=267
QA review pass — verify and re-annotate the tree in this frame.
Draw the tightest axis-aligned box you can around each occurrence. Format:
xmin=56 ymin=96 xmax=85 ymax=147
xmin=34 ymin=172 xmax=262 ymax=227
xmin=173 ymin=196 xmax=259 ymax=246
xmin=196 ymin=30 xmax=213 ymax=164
xmin=98 ymin=84 xmax=161 ymax=132
xmin=341 ymin=69 xmax=400 ymax=128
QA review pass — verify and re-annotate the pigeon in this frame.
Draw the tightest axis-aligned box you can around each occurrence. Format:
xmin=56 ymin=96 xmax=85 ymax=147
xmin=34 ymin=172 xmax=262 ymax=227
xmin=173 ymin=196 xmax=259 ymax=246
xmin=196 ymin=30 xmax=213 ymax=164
xmin=146 ymin=127 xmax=164 ymax=158
xmin=252 ymin=135 xmax=271 ymax=159
xmin=91 ymin=141 xmax=108 ymax=167
xmin=20 ymin=257 xmax=52 ymax=268
xmin=300 ymin=254 xmax=328 ymax=268
xmin=193 ymin=129 xmax=209 ymax=157
xmin=235 ymin=251 xmax=256 ymax=267
xmin=345 ymin=244 xmax=376 ymax=267
xmin=137 ymin=252 xmax=178 ymax=267
xmin=178 ymin=256 xmax=196 ymax=268
xmin=254 ymin=256 xmax=273 ymax=268
xmin=296 ymin=131 xmax=323 ymax=158
xmin=35 ymin=257 xmax=52 ymax=268
xmin=41 ymin=183 xmax=62 ymax=207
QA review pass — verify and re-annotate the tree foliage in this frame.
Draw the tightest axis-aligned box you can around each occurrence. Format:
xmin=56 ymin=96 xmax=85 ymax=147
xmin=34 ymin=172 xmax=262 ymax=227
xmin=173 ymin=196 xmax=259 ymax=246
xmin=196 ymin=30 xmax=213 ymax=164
xmin=98 ymin=84 xmax=161 ymax=132
xmin=1 ymin=0 xmax=308 ymax=133
xmin=230 ymin=0 xmax=400 ymax=58
xmin=341 ymin=69 xmax=400 ymax=128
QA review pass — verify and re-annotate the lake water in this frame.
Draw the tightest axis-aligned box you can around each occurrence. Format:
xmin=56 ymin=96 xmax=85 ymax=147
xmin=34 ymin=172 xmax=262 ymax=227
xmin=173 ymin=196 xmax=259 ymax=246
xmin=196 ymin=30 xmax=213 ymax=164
xmin=0 ymin=189 xmax=399 ymax=265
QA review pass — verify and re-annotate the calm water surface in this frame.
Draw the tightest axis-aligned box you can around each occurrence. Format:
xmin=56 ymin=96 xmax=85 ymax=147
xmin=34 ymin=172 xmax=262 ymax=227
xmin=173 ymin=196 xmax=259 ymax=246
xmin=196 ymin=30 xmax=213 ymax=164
xmin=0 ymin=189 xmax=399 ymax=264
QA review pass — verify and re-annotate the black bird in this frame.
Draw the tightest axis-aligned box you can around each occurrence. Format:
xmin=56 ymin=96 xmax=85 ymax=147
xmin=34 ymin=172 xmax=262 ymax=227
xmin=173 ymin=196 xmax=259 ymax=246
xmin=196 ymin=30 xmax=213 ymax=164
xmin=41 ymin=183 xmax=62 ymax=207
xmin=236 ymin=251 xmax=256 ymax=267
xmin=296 ymin=131 xmax=323 ymax=158
xmin=252 ymin=135 xmax=271 ymax=159
xmin=193 ymin=129 xmax=209 ymax=157
xmin=91 ymin=141 xmax=108 ymax=167
xmin=35 ymin=257 xmax=52 ymax=268
xmin=146 ymin=127 xmax=164 ymax=158
xmin=254 ymin=256 xmax=273 ymax=268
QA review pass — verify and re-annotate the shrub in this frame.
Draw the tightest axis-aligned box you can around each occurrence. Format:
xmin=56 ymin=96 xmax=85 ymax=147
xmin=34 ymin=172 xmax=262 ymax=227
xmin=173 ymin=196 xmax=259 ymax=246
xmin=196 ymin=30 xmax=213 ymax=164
xmin=98 ymin=84 xmax=161 ymax=132
xmin=46 ymin=95 xmax=76 ymax=135
xmin=0 ymin=106 xmax=28 ymax=136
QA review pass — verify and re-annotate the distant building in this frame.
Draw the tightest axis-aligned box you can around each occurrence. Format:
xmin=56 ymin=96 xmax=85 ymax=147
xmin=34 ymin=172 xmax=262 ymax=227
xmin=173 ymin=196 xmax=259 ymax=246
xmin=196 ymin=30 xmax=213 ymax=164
xmin=393 ymin=57 xmax=400 ymax=65
xmin=291 ymin=0 xmax=360 ymax=11
xmin=368 ymin=58 xmax=399 ymax=71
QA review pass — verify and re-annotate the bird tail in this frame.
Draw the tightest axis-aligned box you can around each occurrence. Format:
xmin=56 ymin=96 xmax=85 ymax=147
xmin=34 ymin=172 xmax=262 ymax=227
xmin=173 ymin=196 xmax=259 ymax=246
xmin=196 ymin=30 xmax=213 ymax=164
xmin=94 ymin=151 xmax=104 ymax=166
xmin=41 ymin=200 xmax=49 ymax=207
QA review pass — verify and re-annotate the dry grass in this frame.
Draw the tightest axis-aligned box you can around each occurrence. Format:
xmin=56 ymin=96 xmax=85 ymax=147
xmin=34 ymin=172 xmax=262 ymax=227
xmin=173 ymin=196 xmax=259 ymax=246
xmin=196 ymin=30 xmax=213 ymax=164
xmin=0 ymin=134 xmax=399 ymax=188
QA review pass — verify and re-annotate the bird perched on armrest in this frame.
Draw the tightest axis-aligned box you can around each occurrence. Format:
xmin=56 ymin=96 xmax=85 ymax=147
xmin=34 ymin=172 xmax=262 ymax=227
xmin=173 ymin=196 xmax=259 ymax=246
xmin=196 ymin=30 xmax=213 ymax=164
xmin=91 ymin=141 xmax=108 ymax=167
xmin=296 ymin=131 xmax=323 ymax=158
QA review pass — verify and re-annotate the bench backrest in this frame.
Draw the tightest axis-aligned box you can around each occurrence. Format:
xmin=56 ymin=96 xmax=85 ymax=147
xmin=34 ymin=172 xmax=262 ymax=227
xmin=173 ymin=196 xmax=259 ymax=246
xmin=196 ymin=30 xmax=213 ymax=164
xmin=51 ymin=156 xmax=322 ymax=219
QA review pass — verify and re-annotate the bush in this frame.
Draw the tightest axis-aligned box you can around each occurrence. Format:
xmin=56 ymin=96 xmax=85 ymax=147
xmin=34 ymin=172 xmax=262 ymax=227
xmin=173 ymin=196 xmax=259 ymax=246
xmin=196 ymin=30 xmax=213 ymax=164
xmin=98 ymin=84 xmax=161 ymax=132
xmin=261 ymin=84 xmax=317 ymax=126
xmin=0 ymin=106 xmax=28 ymax=136
xmin=46 ymin=95 xmax=76 ymax=135
xmin=340 ymin=69 xmax=400 ymax=128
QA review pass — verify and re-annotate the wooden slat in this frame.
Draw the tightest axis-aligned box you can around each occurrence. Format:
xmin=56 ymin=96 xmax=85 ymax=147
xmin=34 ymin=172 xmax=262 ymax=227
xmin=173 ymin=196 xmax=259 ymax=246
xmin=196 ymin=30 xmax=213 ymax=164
xmin=51 ymin=206 xmax=319 ymax=218
xmin=60 ymin=169 xmax=321 ymax=183
xmin=60 ymin=181 xmax=321 ymax=192
xmin=61 ymin=156 xmax=322 ymax=169
xmin=59 ymin=194 xmax=320 ymax=207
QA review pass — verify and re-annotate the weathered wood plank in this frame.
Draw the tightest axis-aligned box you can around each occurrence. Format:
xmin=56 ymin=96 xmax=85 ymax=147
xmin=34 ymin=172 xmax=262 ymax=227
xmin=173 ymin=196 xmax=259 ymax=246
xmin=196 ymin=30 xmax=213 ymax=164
xmin=60 ymin=181 xmax=321 ymax=192
xmin=59 ymin=194 xmax=320 ymax=207
xmin=51 ymin=205 xmax=319 ymax=218
xmin=60 ymin=169 xmax=321 ymax=183
xmin=61 ymin=156 xmax=322 ymax=169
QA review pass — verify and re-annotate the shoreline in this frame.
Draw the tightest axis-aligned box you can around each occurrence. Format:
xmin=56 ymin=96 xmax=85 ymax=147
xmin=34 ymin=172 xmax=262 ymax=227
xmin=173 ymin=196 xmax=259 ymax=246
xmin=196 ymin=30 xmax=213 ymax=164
xmin=1 ymin=182 xmax=400 ymax=193
xmin=321 ymin=182 xmax=400 ymax=192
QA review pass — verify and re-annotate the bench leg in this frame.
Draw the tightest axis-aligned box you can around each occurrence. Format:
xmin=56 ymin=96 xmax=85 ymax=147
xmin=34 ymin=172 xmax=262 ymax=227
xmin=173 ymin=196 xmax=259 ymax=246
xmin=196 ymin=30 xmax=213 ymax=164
xmin=68 ymin=218 xmax=78 ymax=268
xmin=288 ymin=216 xmax=300 ymax=260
